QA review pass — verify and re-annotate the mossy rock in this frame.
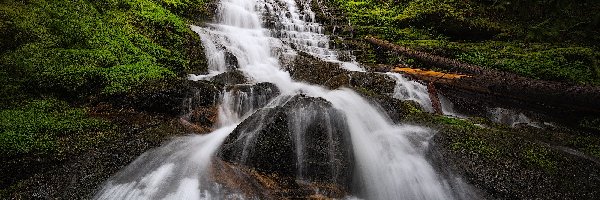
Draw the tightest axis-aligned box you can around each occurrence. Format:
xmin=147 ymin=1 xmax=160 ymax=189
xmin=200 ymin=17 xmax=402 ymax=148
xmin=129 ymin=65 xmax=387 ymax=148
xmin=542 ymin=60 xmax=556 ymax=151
xmin=101 ymin=78 xmax=221 ymax=116
xmin=218 ymin=95 xmax=354 ymax=189
xmin=419 ymin=114 xmax=600 ymax=199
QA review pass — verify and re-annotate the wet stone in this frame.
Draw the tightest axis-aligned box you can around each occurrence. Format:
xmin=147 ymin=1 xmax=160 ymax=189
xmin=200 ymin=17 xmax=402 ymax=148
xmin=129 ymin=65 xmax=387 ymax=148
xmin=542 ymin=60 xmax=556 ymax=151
xmin=217 ymin=94 xmax=354 ymax=189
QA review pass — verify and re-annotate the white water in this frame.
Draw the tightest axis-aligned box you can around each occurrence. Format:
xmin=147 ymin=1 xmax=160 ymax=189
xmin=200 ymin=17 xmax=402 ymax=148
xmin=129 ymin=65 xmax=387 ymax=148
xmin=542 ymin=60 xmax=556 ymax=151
xmin=387 ymin=72 xmax=462 ymax=117
xmin=96 ymin=0 xmax=459 ymax=199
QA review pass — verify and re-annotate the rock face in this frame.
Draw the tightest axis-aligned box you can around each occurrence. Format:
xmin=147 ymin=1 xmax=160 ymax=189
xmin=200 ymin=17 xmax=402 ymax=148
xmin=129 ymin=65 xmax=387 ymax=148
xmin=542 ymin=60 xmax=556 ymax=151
xmin=422 ymin=117 xmax=600 ymax=199
xmin=287 ymin=52 xmax=346 ymax=86
xmin=178 ymin=80 xmax=222 ymax=133
xmin=218 ymin=95 xmax=354 ymax=189
xmin=223 ymin=82 xmax=280 ymax=119
xmin=212 ymin=70 xmax=247 ymax=86
xmin=104 ymin=79 xmax=221 ymax=116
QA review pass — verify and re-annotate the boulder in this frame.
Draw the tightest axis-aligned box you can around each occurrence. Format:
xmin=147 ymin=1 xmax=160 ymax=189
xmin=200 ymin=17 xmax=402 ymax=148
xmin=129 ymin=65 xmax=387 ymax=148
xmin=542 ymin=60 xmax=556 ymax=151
xmin=287 ymin=52 xmax=346 ymax=85
xmin=218 ymin=95 xmax=354 ymax=189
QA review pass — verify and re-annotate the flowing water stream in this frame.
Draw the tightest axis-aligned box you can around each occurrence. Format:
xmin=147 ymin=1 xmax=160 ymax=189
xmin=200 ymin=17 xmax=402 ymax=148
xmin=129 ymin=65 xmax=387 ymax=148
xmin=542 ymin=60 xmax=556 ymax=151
xmin=95 ymin=0 xmax=466 ymax=199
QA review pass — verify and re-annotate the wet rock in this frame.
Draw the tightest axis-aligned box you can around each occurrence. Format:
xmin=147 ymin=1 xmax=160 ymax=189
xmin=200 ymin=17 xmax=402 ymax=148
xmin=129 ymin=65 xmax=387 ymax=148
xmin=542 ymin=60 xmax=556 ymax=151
xmin=211 ymin=159 xmax=349 ymax=199
xmin=224 ymin=51 xmax=239 ymax=70
xmin=223 ymin=82 xmax=280 ymax=118
xmin=218 ymin=95 xmax=354 ymax=189
xmin=177 ymin=80 xmax=222 ymax=133
xmin=327 ymin=71 xmax=395 ymax=93
xmin=423 ymin=116 xmax=600 ymax=199
xmin=288 ymin=52 xmax=346 ymax=85
xmin=184 ymin=80 xmax=222 ymax=108
xmin=212 ymin=70 xmax=247 ymax=86
xmin=324 ymin=71 xmax=417 ymax=122
xmin=102 ymin=79 xmax=220 ymax=116
xmin=181 ymin=105 xmax=219 ymax=133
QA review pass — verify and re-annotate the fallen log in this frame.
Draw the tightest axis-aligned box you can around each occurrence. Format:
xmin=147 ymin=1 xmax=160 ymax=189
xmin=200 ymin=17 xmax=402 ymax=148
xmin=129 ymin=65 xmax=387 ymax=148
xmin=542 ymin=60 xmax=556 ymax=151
xmin=391 ymin=67 xmax=469 ymax=83
xmin=367 ymin=37 xmax=600 ymax=113
xmin=365 ymin=36 xmax=484 ymax=74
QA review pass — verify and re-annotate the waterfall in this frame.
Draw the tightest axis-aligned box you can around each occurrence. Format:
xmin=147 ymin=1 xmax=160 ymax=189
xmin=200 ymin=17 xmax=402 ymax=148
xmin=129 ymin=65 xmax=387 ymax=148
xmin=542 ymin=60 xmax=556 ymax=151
xmin=95 ymin=0 xmax=463 ymax=199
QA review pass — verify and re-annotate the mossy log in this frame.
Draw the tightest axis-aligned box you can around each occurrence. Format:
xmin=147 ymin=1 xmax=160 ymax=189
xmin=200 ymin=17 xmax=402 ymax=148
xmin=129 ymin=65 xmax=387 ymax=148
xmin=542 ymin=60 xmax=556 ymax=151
xmin=368 ymin=37 xmax=600 ymax=113
xmin=365 ymin=36 xmax=484 ymax=74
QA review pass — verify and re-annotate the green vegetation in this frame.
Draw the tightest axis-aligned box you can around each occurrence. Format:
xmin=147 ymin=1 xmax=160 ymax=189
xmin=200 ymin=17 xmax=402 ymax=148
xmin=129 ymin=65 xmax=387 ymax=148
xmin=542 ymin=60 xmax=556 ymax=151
xmin=0 ymin=0 xmax=211 ymax=167
xmin=436 ymin=116 xmax=482 ymax=131
xmin=0 ymin=0 xmax=211 ymax=108
xmin=524 ymin=146 xmax=557 ymax=172
xmin=0 ymin=99 xmax=110 ymax=158
xmin=451 ymin=135 xmax=500 ymax=158
xmin=567 ymin=136 xmax=600 ymax=159
xmin=332 ymin=0 xmax=600 ymax=85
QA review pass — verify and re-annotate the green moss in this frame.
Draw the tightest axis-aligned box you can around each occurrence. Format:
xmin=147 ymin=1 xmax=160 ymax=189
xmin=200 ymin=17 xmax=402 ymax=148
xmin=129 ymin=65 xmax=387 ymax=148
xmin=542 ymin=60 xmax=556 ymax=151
xmin=102 ymin=62 xmax=176 ymax=94
xmin=0 ymin=0 xmax=209 ymax=101
xmin=567 ymin=136 xmax=600 ymax=159
xmin=352 ymin=86 xmax=378 ymax=97
xmin=332 ymin=0 xmax=600 ymax=85
xmin=451 ymin=135 xmax=500 ymax=158
xmin=523 ymin=147 xmax=558 ymax=173
xmin=580 ymin=117 xmax=600 ymax=132
xmin=0 ymin=99 xmax=110 ymax=157
xmin=436 ymin=116 xmax=482 ymax=131
xmin=585 ymin=145 xmax=600 ymax=159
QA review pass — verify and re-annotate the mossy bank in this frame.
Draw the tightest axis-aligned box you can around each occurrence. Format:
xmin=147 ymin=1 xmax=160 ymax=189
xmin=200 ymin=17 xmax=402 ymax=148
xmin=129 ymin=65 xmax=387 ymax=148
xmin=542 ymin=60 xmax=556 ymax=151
xmin=0 ymin=0 xmax=216 ymax=198
xmin=321 ymin=0 xmax=599 ymax=85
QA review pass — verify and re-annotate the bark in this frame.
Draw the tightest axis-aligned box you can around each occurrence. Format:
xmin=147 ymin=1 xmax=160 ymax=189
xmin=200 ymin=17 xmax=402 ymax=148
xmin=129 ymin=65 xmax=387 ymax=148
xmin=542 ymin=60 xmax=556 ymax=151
xmin=427 ymin=82 xmax=443 ymax=114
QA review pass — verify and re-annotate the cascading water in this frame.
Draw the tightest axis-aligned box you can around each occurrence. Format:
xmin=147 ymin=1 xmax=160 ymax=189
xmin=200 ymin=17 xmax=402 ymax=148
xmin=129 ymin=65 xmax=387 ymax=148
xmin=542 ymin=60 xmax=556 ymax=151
xmin=387 ymin=72 xmax=462 ymax=117
xmin=261 ymin=0 xmax=363 ymax=71
xmin=96 ymin=0 xmax=467 ymax=199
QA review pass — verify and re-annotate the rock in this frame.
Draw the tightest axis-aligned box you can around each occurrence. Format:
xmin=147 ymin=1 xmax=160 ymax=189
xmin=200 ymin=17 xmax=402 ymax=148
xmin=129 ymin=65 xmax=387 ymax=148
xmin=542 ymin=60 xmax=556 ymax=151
xmin=223 ymin=82 xmax=280 ymax=118
xmin=211 ymin=159 xmax=349 ymax=199
xmin=288 ymin=52 xmax=347 ymax=85
xmin=421 ymin=115 xmax=600 ymax=199
xmin=184 ymin=80 xmax=222 ymax=108
xmin=326 ymin=71 xmax=395 ymax=92
xmin=101 ymin=79 xmax=221 ymax=116
xmin=217 ymin=95 xmax=354 ymax=189
xmin=224 ymin=51 xmax=239 ymax=70
xmin=212 ymin=70 xmax=247 ymax=86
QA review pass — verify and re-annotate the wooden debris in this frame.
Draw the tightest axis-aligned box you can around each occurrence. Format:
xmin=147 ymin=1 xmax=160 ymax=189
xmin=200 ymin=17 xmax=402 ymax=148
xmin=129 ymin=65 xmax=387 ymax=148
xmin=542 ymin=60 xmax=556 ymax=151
xmin=427 ymin=82 xmax=443 ymax=114
xmin=392 ymin=67 xmax=469 ymax=79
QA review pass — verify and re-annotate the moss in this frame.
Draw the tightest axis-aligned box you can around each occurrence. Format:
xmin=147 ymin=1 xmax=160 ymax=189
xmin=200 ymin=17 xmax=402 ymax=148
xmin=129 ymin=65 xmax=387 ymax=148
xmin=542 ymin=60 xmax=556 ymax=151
xmin=585 ymin=145 xmax=600 ymax=159
xmin=0 ymin=99 xmax=111 ymax=158
xmin=352 ymin=86 xmax=378 ymax=97
xmin=580 ymin=117 xmax=600 ymax=132
xmin=451 ymin=136 xmax=500 ymax=158
xmin=523 ymin=146 xmax=558 ymax=173
xmin=102 ymin=62 xmax=176 ymax=94
xmin=0 ymin=0 xmax=209 ymax=102
xmin=331 ymin=0 xmax=600 ymax=85
xmin=567 ymin=136 xmax=600 ymax=159
xmin=436 ymin=116 xmax=482 ymax=131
